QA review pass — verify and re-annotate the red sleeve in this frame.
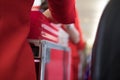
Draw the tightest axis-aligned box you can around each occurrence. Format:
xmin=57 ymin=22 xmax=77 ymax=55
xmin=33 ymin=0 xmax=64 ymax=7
xmin=47 ymin=0 xmax=76 ymax=24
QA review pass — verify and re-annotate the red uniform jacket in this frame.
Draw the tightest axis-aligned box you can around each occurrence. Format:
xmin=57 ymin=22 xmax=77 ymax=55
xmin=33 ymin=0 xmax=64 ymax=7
xmin=0 ymin=0 xmax=36 ymax=80
xmin=48 ymin=0 xmax=76 ymax=24
xmin=0 ymin=0 xmax=75 ymax=80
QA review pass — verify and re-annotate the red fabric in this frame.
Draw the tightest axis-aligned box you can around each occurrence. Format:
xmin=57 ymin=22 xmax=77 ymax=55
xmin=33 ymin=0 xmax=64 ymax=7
xmin=0 ymin=0 xmax=36 ymax=80
xmin=70 ymin=58 xmax=80 ymax=80
xmin=69 ymin=10 xmax=85 ymax=80
xmin=28 ymin=11 xmax=59 ymax=43
xmin=45 ymin=49 xmax=64 ymax=80
xmin=69 ymin=42 xmax=80 ymax=80
xmin=48 ymin=0 xmax=76 ymax=24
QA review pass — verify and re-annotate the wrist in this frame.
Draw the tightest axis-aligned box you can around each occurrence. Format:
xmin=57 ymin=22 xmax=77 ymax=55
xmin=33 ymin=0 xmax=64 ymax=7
xmin=64 ymin=23 xmax=74 ymax=30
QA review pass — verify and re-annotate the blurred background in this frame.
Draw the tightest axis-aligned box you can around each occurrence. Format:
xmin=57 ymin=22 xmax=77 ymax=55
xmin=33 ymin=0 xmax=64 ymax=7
xmin=32 ymin=0 xmax=110 ymax=79
xmin=76 ymin=0 xmax=109 ymax=54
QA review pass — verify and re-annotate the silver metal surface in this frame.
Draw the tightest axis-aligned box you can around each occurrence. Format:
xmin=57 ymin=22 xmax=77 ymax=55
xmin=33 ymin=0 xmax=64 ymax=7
xmin=40 ymin=40 xmax=71 ymax=80
xmin=40 ymin=41 xmax=47 ymax=80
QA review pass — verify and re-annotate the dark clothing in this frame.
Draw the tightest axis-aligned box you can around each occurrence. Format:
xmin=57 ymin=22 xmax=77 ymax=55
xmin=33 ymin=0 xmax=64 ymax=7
xmin=92 ymin=0 xmax=120 ymax=80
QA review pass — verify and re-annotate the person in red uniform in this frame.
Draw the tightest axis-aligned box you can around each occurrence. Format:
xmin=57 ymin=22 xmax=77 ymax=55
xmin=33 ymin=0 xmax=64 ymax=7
xmin=0 ymin=0 xmax=76 ymax=80
xmin=0 ymin=0 xmax=36 ymax=80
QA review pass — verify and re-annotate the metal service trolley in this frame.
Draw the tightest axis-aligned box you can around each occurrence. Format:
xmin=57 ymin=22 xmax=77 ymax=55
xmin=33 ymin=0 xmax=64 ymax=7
xmin=29 ymin=39 xmax=71 ymax=80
